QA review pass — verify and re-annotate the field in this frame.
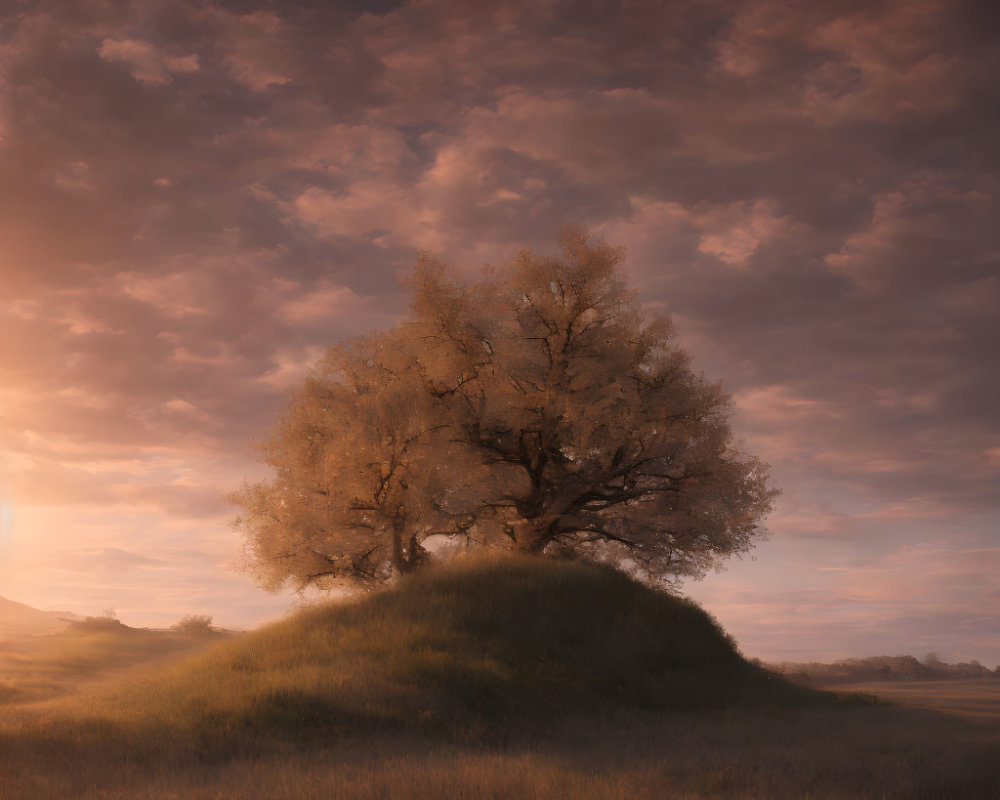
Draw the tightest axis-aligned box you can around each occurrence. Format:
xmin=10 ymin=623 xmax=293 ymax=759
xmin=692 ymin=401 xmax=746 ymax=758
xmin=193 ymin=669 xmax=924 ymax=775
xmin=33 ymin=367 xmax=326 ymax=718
xmin=817 ymin=678 xmax=1000 ymax=725
xmin=0 ymin=559 xmax=997 ymax=799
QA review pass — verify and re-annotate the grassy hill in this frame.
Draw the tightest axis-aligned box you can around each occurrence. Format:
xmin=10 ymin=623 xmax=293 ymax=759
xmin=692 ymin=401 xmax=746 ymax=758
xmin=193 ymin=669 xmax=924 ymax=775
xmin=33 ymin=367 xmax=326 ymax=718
xmin=3 ymin=556 xmax=999 ymax=799
xmin=40 ymin=555 xmax=821 ymax=759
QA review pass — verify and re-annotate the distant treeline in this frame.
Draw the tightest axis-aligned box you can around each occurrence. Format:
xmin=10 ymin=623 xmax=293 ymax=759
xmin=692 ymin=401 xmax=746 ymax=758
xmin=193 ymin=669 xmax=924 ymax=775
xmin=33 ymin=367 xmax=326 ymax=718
xmin=64 ymin=613 xmax=219 ymax=636
xmin=770 ymin=654 xmax=999 ymax=685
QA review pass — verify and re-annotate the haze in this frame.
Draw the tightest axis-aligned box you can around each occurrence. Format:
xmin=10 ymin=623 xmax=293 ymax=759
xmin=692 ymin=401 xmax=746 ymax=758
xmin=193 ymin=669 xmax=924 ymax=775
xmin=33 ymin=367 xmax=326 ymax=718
xmin=0 ymin=0 xmax=997 ymax=664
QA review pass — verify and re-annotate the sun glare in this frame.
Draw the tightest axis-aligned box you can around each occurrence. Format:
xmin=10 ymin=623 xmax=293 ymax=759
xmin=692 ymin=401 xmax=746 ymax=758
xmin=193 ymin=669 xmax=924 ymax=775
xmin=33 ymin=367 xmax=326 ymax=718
xmin=0 ymin=498 xmax=12 ymax=547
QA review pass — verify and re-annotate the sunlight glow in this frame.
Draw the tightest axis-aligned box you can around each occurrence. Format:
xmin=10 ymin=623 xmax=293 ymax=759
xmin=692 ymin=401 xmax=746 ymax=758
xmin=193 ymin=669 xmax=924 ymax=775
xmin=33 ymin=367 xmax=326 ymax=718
xmin=0 ymin=498 xmax=12 ymax=547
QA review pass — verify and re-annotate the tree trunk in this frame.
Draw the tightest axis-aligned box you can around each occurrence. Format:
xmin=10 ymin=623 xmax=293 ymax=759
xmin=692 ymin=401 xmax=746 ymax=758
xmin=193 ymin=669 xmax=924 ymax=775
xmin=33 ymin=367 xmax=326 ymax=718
xmin=405 ymin=532 xmax=424 ymax=571
xmin=508 ymin=519 xmax=552 ymax=554
xmin=390 ymin=514 xmax=410 ymax=575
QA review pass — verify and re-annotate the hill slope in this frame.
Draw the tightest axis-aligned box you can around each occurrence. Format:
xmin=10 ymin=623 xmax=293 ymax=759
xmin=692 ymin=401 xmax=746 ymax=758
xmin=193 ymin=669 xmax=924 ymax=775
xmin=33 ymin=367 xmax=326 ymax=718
xmin=5 ymin=558 xmax=998 ymax=800
xmin=0 ymin=595 xmax=79 ymax=636
xmin=82 ymin=556 xmax=822 ymax=755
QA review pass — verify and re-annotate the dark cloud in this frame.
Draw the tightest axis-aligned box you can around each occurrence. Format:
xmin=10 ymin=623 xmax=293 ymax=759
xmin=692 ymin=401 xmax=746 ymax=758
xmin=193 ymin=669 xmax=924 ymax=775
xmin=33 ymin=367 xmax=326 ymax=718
xmin=0 ymin=0 xmax=997 ymax=659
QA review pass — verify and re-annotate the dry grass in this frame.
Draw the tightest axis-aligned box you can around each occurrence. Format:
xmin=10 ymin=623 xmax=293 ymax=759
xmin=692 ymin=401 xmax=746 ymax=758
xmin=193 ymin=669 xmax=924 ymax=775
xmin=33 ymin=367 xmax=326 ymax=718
xmin=2 ymin=704 xmax=997 ymax=800
xmin=1 ymin=557 xmax=998 ymax=799
xmin=820 ymin=678 xmax=1000 ymax=724
xmin=0 ymin=623 xmax=226 ymax=704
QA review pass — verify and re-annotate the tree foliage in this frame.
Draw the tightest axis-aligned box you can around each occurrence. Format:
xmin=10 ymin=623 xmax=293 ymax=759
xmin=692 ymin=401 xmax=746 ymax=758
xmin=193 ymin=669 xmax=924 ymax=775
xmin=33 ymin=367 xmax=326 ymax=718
xmin=231 ymin=226 xmax=777 ymax=591
xmin=231 ymin=332 xmax=484 ymax=589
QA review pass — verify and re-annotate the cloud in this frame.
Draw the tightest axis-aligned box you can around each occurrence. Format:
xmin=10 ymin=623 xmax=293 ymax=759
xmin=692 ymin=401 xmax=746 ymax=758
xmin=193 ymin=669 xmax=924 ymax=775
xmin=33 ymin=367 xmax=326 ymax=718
xmin=688 ymin=535 xmax=1000 ymax=664
xmin=98 ymin=38 xmax=199 ymax=85
xmin=74 ymin=547 xmax=166 ymax=571
xmin=0 ymin=0 xmax=997 ymax=659
xmin=713 ymin=0 xmax=965 ymax=124
xmin=825 ymin=183 xmax=999 ymax=292
xmin=211 ymin=10 xmax=295 ymax=91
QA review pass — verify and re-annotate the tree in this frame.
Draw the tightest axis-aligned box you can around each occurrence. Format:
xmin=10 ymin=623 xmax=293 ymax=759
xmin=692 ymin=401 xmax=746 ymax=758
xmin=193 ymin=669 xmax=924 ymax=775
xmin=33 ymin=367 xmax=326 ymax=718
xmin=231 ymin=226 xmax=777 ymax=590
xmin=405 ymin=226 xmax=777 ymax=584
xmin=230 ymin=331 xmax=483 ymax=590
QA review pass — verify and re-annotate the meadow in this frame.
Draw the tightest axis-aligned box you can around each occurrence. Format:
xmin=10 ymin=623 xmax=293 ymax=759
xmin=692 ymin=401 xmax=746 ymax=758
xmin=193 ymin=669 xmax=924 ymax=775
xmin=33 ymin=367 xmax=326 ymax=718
xmin=1 ymin=557 xmax=997 ymax=799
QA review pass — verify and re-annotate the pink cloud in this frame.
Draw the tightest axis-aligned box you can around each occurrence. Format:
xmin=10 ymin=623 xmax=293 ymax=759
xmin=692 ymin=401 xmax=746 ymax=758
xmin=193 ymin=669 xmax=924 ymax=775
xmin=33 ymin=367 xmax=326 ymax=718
xmin=714 ymin=0 xmax=962 ymax=125
xmin=803 ymin=0 xmax=961 ymax=123
xmin=686 ymin=536 xmax=1000 ymax=664
xmin=693 ymin=200 xmax=804 ymax=267
xmin=98 ymin=38 xmax=200 ymax=85
xmin=826 ymin=184 xmax=998 ymax=292
xmin=0 ymin=0 xmax=997 ymax=661
xmin=211 ymin=10 xmax=295 ymax=91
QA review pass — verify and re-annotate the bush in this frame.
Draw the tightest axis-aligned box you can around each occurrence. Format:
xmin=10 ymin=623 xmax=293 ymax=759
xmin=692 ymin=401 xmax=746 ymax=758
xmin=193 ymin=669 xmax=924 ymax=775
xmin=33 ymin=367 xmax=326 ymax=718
xmin=171 ymin=615 xmax=214 ymax=636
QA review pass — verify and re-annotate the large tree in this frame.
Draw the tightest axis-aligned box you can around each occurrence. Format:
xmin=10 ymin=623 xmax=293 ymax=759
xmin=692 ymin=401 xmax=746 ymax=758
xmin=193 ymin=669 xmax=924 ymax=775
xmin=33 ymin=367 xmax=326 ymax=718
xmin=232 ymin=227 xmax=776 ymax=590
xmin=406 ymin=226 xmax=777 ymax=583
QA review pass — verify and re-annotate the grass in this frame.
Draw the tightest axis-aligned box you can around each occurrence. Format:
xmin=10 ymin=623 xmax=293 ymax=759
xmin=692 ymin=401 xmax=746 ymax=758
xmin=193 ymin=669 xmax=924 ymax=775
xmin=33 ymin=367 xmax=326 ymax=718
xmin=0 ymin=622 xmax=225 ymax=705
xmin=1 ymin=555 xmax=998 ymax=798
xmin=822 ymin=678 xmax=1000 ymax=724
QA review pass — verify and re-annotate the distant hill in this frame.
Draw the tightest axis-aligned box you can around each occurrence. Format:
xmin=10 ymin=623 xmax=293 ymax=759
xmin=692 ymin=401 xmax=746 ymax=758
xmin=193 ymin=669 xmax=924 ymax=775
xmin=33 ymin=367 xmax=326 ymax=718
xmin=772 ymin=655 xmax=999 ymax=685
xmin=0 ymin=595 xmax=81 ymax=637
xmin=101 ymin=555 xmax=826 ymax=754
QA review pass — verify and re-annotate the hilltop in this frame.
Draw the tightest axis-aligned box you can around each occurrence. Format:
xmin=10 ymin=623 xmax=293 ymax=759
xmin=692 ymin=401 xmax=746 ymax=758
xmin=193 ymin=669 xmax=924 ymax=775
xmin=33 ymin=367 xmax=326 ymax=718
xmin=4 ymin=556 xmax=999 ymax=800
xmin=51 ymin=555 xmax=824 ymax=758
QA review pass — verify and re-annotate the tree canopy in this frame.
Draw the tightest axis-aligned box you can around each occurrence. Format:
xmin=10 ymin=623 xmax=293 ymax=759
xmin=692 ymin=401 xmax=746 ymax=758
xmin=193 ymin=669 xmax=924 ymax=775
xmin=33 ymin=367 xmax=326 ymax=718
xmin=231 ymin=227 xmax=777 ymax=591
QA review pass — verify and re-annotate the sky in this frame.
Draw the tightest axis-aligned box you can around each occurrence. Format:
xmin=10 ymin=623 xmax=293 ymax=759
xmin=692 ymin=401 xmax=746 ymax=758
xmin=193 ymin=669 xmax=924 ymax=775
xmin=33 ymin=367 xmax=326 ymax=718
xmin=0 ymin=0 xmax=998 ymax=664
